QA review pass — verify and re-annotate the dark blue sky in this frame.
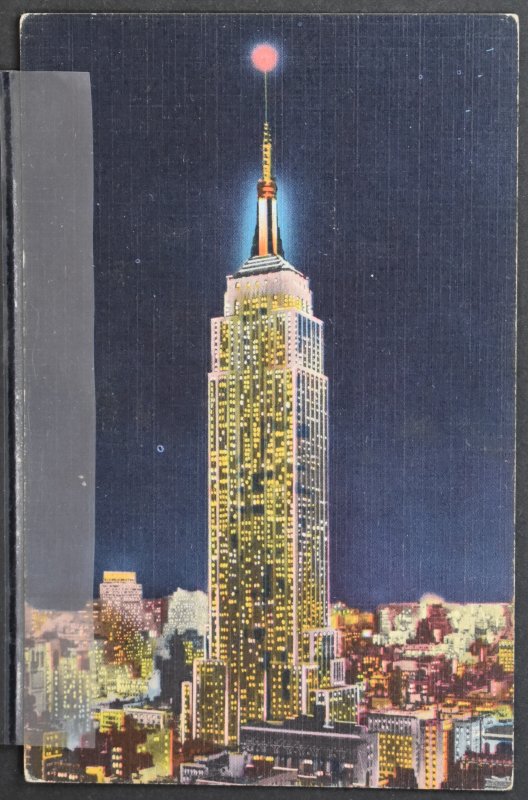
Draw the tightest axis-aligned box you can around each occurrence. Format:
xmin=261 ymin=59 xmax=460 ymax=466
xmin=21 ymin=14 xmax=517 ymax=608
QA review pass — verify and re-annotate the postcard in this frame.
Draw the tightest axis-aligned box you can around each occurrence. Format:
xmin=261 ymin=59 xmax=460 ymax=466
xmin=16 ymin=13 xmax=516 ymax=788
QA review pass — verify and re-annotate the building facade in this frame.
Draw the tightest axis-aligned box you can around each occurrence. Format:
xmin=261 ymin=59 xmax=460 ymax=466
xmin=192 ymin=659 xmax=229 ymax=744
xmin=366 ymin=709 xmax=446 ymax=789
xmin=99 ymin=571 xmax=144 ymax=629
xmin=204 ymin=113 xmax=331 ymax=742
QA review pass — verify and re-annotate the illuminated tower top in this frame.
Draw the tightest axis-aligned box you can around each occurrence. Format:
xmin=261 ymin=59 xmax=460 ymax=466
xmin=249 ymin=44 xmax=285 ymax=260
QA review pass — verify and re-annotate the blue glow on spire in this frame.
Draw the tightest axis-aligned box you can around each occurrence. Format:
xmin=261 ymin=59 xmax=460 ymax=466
xmin=236 ymin=172 xmax=296 ymax=268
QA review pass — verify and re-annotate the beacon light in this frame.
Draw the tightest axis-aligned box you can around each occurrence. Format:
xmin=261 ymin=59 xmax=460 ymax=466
xmin=251 ymin=43 xmax=279 ymax=73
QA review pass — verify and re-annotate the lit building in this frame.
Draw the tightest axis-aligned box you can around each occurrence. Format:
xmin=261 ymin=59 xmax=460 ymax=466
xmin=192 ymin=659 xmax=229 ymax=745
xmin=25 ymin=641 xmax=50 ymax=717
xmin=179 ymin=752 xmax=228 ymax=785
xmin=304 ymin=629 xmax=339 ymax=689
xmin=182 ymin=629 xmax=205 ymax=667
xmin=180 ymin=681 xmax=193 ymax=743
xmin=375 ymin=603 xmax=419 ymax=645
xmin=497 ymin=639 xmax=514 ymax=673
xmin=165 ymin=588 xmax=208 ymax=638
xmin=312 ymin=684 xmax=363 ymax=728
xmin=204 ymin=68 xmax=330 ymax=744
xmin=99 ymin=571 xmax=144 ymax=630
xmin=142 ymin=598 xmax=168 ymax=638
xmin=122 ymin=705 xmax=171 ymax=729
xmin=452 ymin=715 xmax=484 ymax=761
xmin=94 ymin=708 xmax=126 ymax=733
xmin=47 ymin=647 xmax=93 ymax=746
xmin=367 ymin=709 xmax=446 ymax=789
xmin=370 ymin=720 xmax=414 ymax=787
xmin=91 ymin=638 xmax=153 ymax=701
xmin=85 ymin=765 xmax=106 ymax=783
xmin=330 ymin=603 xmax=375 ymax=650
xmin=137 ymin=729 xmax=174 ymax=781
xmin=41 ymin=731 xmax=68 ymax=781
xmin=420 ymin=717 xmax=446 ymax=789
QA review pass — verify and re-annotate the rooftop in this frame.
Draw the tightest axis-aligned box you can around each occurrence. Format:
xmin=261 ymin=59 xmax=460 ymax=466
xmin=234 ymin=254 xmax=303 ymax=278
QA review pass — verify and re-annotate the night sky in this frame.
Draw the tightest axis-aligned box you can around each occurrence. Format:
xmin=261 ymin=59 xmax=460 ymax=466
xmin=21 ymin=14 xmax=517 ymax=608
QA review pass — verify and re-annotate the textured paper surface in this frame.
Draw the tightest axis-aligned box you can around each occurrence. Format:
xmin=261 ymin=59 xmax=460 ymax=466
xmin=19 ymin=13 xmax=516 ymax=788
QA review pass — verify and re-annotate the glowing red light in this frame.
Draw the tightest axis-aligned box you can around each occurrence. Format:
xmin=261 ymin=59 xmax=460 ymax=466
xmin=251 ymin=44 xmax=279 ymax=73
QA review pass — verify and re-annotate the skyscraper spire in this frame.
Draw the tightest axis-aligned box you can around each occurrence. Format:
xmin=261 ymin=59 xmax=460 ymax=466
xmin=250 ymin=45 xmax=284 ymax=259
xmin=261 ymin=59 xmax=272 ymax=180
xmin=262 ymin=120 xmax=272 ymax=183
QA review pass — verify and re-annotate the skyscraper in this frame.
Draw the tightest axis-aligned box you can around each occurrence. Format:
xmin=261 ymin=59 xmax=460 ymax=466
xmin=99 ymin=571 xmax=144 ymax=629
xmin=203 ymin=47 xmax=333 ymax=743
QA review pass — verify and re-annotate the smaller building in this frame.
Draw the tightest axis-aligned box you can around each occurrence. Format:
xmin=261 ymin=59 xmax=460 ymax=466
xmin=367 ymin=708 xmax=446 ymax=789
xmin=192 ymin=659 xmax=229 ymax=745
xmin=240 ymin=716 xmax=374 ymax=786
xmin=93 ymin=709 xmax=126 ymax=733
xmin=180 ymin=681 xmax=193 ymax=743
xmin=497 ymin=640 xmax=514 ymax=673
xmin=452 ymin=715 xmax=484 ymax=762
xmin=312 ymin=684 xmax=363 ymax=727
xmin=122 ymin=705 xmax=171 ymax=729
xmin=180 ymin=761 xmax=208 ymax=784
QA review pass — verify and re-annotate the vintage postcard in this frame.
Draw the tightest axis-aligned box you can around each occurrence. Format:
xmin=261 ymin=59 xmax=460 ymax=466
xmin=16 ymin=13 xmax=516 ymax=788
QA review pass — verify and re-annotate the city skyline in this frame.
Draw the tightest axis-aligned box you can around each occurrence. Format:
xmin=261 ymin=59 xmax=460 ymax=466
xmin=24 ymin=568 xmax=514 ymax=787
xmin=95 ymin=569 xmax=513 ymax=617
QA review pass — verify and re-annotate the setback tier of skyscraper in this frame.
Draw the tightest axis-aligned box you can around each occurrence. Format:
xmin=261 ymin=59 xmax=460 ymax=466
xmin=193 ymin=75 xmax=358 ymax=745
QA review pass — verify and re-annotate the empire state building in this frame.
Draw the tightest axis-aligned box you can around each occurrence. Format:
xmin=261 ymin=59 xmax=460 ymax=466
xmin=192 ymin=48 xmax=352 ymax=746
